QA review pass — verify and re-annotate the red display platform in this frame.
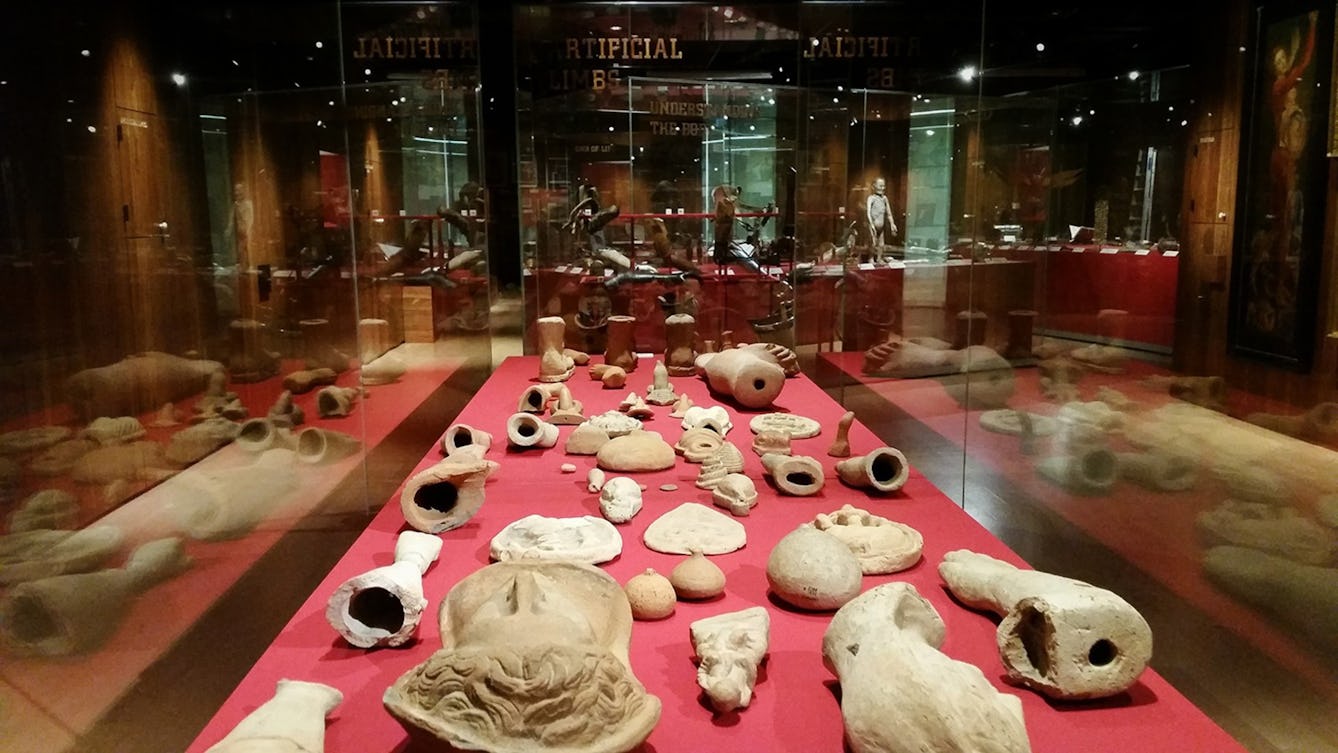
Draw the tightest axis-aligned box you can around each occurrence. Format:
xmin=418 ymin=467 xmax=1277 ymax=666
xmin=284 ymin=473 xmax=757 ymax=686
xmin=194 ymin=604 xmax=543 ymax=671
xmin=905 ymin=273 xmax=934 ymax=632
xmin=189 ymin=356 xmax=1244 ymax=753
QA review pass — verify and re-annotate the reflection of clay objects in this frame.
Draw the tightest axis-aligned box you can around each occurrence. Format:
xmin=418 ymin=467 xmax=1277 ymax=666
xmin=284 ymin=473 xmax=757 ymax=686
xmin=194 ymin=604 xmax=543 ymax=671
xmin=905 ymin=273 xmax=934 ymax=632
xmin=29 ymin=438 xmax=97 ymax=476
xmin=862 ymin=337 xmax=954 ymax=377
xmin=811 ymin=504 xmax=922 ymax=574
xmin=229 ymin=319 xmax=282 ymax=382
xmin=384 ymin=561 xmax=661 ymax=753
xmin=81 ymin=416 xmax=146 ymax=445
xmin=643 ymin=502 xmax=746 ymax=555
xmin=618 ymin=392 xmax=654 ymax=419
xmin=1195 ymin=501 xmax=1333 ymax=566
xmin=266 ymin=390 xmax=305 ymax=428
xmin=711 ymin=473 xmax=758 ymax=516
xmin=1095 ymin=386 xmax=1138 ymax=412
xmin=400 ymin=458 xmax=499 ymax=533
xmin=1036 ymin=450 xmax=1118 ymax=495
xmin=695 ymin=443 xmax=745 ymax=489
xmin=103 ymin=478 xmax=143 ymax=508
xmin=283 ymin=367 xmax=338 ymax=395
xmin=537 ymin=316 xmax=577 ymax=382
xmin=1202 ymin=546 xmax=1338 ymax=654
xmin=64 ymin=351 xmax=226 ymax=422
xmin=760 ymin=453 xmax=825 ymax=496
xmin=587 ymin=468 xmax=607 ymax=492
xmin=168 ymin=449 xmax=298 ymax=540
xmin=671 ymin=549 xmax=726 ymax=599
xmin=9 ymin=490 xmax=79 ymax=532
xmin=1116 ymin=452 xmax=1197 ymax=492
xmin=752 ymin=429 xmax=791 ymax=457
xmin=943 ymin=346 xmax=1015 ymax=410
xmin=295 ymin=427 xmax=363 ymax=465
xmin=1070 ymin=344 xmax=1126 ymax=373
xmin=550 ymin=386 xmax=587 ymax=425
xmin=1004 ymin=309 xmax=1038 ymax=359
xmin=665 ymin=314 xmax=697 ymax=376
xmin=590 ymin=363 xmax=628 ymax=389
xmin=645 ymin=361 xmax=678 ymax=405
xmin=691 ymin=606 xmax=770 ymax=714
xmin=1039 ymin=358 xmax=1083 ymax=402
xmin=939 ymin=549 xmax=1152 ymax=700
xmin=588 ymin=410 xmax=642 ymax=438
xmin=740 ymin=342 xmax=800 ymax=377
xmin=1211 ymin=464 xmax=1289 ymax=506
xmin=596 ymin=430 xmax=676 ymax=472
xmin=822 ymin=582 xmax=1032 ymax=753
xmin=300 ymin=318 xmax=351 ymax=374
xmin=166 ymin=417 xmax=242 ymax=464
xmin=599 ymin=477 xmax=644 ymax=523
xmin=73 ymin=441 xmax=171 ymax=484
xmin=358 ymin=317 xmax=393 ymax=364
xmin=1147 ymin=374 xmax=1227 ymax=410
xmin=489 ymin=514 xmax=623 ymax=564
xmin=699 ymin=348 xmax=786 ymax=409
xmin=0 ymin=537 xmax=191 ymax=656
xmin=506 ymin=412 xmax=560 ymax=450
xmin=674 ymin=427 xmax=724 ymax=462
xmin=827 ymin=411 xmax=854 ymax=457
xmin=205 ymin=679 xmax=342 ymax=753
xmin=362 ymin=355 xmax=408 ymax=385
xmin=836 ymin=447 xmax=910 ymax=494
xmin=1055 ymin=400 xmax=1121 ymax=454
xmin=566 ymin=423 xmax=611 ymax=455
xmin=0 ymin=526 xmax=124 ymax=586
xmin=669 ymin=393 xmax=694 ymax=417
xmin=317 ymin=386 xmax=361 ymax=418
xmin=767 ymin=525 xmax=862 ymax=611
xmin=979 ymin=409 xmax=1059 ymax=437
xmin=440 ymin=423 xmax=493 ymax=458
xmin=0 ymin=426 xmax=72 ymax=455
xmin=748 ymin=412 xmax=820 ymax=439
xmin=192 ymin=392 xmax=247 ymax=422
xmin=680 ymin=405 xmax=732 ymax=435
xmin=953 ymin=310 xmax=988 ymax=349
xmin=327 ymin=530 xmax=443 ymax=648
xmin=235 ymin=418 xmax=294 ymax=454
xmin=604 ymin=315 xmax=639 ymax=372
xmin=625 ymin=568 xmax=675 ymax=620
xmin=518 ymin=382 xmax=563 ymax=413
xmin=1246 ymin=402 xmax=1338 ymax=442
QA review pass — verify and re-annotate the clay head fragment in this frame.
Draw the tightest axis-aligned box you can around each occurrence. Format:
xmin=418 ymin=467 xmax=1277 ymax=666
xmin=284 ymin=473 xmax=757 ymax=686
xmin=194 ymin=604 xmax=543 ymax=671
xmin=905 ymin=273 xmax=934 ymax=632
xmin=599 ymin=477 xmax=644 ymax=523
xmin=690 ymin=606 xmax=770 ymax=714
xmin=384 ymin=561 xmax=661 ymax=753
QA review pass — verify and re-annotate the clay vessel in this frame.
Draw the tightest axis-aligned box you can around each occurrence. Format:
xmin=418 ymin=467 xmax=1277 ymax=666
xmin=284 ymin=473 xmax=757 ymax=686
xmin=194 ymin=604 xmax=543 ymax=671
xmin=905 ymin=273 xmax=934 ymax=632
xmin=296 ymin=427 xmax=363 ymax=464
xmin=766 ymin=525 xmax=862 ymax=611
xmin=836 ymin=447 xmax=910 ymax=493
xmin=168 ymin=449 xmax=298 ymax=540
xmin=700 ymin=348 xmax=785 ymax=409
xmin=664 ymin=313 xmax=697 ymax=376
xmin=205 ymin=679 xmax=343 ymax=753
xmin=64 ymin=351 xmax=226 ymax=422
xmin=604 ymin=315 xmax=639 ymax=372
xmin=440 ymin=423 xmax=493 ymax=458
xmin=400 ymin=458 xmax=499 ymax=533
xmin=537 ymin=316 xmax=577 ymax=382
xmin=690 ymin=606 xmax=769 ymax=713
xmin=506 ymin=412 xmax=560 ymax=449
xmin=327 ymin=530 xmax=443 ymax=647
xmin=939 ymin=549 xmax=1152 ymax=700
xmin=760 ymin=452 xmax=825 ymax=496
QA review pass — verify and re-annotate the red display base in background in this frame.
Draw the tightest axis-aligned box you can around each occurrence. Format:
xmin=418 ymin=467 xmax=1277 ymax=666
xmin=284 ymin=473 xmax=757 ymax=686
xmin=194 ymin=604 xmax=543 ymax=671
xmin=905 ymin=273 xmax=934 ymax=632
xmin=188 ymin=356 xmax=1244 ymax=753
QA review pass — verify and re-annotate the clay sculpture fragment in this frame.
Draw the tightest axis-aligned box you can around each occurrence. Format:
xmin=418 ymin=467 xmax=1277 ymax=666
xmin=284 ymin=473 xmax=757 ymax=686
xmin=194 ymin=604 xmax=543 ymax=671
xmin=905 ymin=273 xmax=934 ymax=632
xmin=384 ymin=561 xmax=661 ymax=753
xmin=283 ymin=367 xmax=338 ymax=395
xmin=149 ymin=403 xmax=181 ymax=429
xmin=81 ymin=416 xmax=146 ymax=445
xmin=1144 ymin=374 xmax=1226 ymax=411
xmin=317 ymin=386 xmax=361 ymax=418
xmin=549 ymin=386 xmax=587 ymax=425
xmin=618 ymin=392 xmax=654 ymax=419
xmin=939 ymin=549 xmax=1152 ymax=700
xmin=566 ymin=423 xmax=611 ymax=455
xmin=836 ymin=447 xmax=910 ymax=494
xmin=1035 ymin=449 xmax=1118 ymax=495
xmin=698 ymin=348 xmax=786 ymax=409
xmin=587 ymin=468 xmax=607 ymax=493
xmin=167 ymin=449 xmax=299 ymax=541
xmin=811 ymin=504 xmax=923 ymax=574
xmin=327 ymin=530 xmax=443 ymax=648
xmin=1116 ymin=451 xmax=1197 ymax=491
xmin=822 ymin=582 xmax=1032 ymax=753
xmin=1246 ymin=402 xmax=1338 ymax=442
xmin=590 ymin=363 xmax=628 ymax=389
xmin=296 ymin=427 xmax=362 ymax=465
xmin=234 ymin=417 xmax=294 ymax=454
xmin=740 ymin=342 xmax=800 ymax=377
xmin=489 ymin=514 xmax=623 ymax=564
xmin=439 ymin=423 xmax=493 ymax=458
xmin=827 ymin=411 xmax=854 ymax=457
xmin=205 ymin=679 xmax=342 ymax=753
xmin=670 ymin=549 xmax=726 ymax=599
xmin=694 ymin=443 xmax=745 ymax=489
xmin=64 ymin=351 xmax=226 ymax=422
xmin=537 ymin=316 xmax=577 ymax=382
xmin=712 ymin=473 xmax=759 ymax=516
xmin=72 ymin=440 xmax=172 ymax=484
xmin=192 ymin=392 xmax=247 ymax=423
xmin=0 ymin=537 xmax=191 ymax=656
xmin=0 ymin=526 xmax=124 ymax=586
xmin=166 ymin=418 xmax=243 ymax=465
xmin=680 ymin=405 xmax=732 ymax=436
xmin=760 ymin=452 xmax=825 ymax=496
xmin=625 ymin=568 xmax=676 ymax=620
xmin=643 ymin=502 xmax=746 ymax=555
xmin=603 ymin=315 xmax=640 ymax=372
xmin=675 ymin=427 xmax=725 ymax=462
xmin=506 ymin=412 xmax=560 ymax=450
xmin=645 ymin=361 xmax=678 ymax=405
xmin=600 ymin=476 xmax=644 ymax=523
xmin=766 ymin=525 xmax=862 ymax=611
xmin=1210 ymin=463 xmax=1290 ymax=506
xmin=752 ymin=429 xmax=791 ymax=457
xmin=9 ymin=489 xmax=79 ymax=532
xmin=29 ymin=438 xmax=97 ymax=476
xmin=748 ymin=412 xmax=821 ymax=439
xmin=587 ymin=410 xmax=642 ymax=438
xmin=668 ymin=393 xmax=694 ymax=418
xmin=691 ymin=606 xmax=770 ymax=714
xmin=0 ymin=426 xmax=72 ymax=455
xmin=362 ymin=354 xmax=408 ymax=386
xmin=596 ymin=430 xmax=676 ymax=472
xmin=400 ymin=457 xmax=499 ymax=534
xmin=1202 ymin=545 xmax=1338 ymax=653
xmin=664 ymin=314 xmax=698 ymax=376
xmin=1195 ymin=501 xmax=1333 ymax=566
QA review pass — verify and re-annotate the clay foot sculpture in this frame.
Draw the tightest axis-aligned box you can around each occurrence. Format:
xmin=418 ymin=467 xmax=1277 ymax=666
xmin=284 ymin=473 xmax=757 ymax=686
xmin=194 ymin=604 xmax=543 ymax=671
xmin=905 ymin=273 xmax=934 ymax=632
xmin=205 ymin=679 xmax=342 ymax=753
xmin=400 ymin=457 xmax=499 ymax=533
xmin=537 ymin=316 xmax=577 ymax=382
xmin=760 ymin=453 xmax=825 ymax=496
xmin=939 ymin=549 xmax=1152 ymax=700
xmin=822 ymin=582 xmax=1032 ymax=753
xmin=604 ymin=315 xmax=640 ymax=372
xmin=835 ymin=447 xmax=910 ymax=493
xmin=690 ymin=606 xmax=770 ymax=714
xmin=664 ymin=314 xmax=698 ymax=376
xmin=327 ymin=530 xmax=443 ymax=647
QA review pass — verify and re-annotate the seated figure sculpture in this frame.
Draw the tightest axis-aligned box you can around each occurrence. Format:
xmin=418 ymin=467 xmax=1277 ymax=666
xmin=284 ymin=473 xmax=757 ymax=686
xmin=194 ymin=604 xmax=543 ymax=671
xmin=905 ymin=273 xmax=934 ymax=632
xmin=384 ymin=561 xmax=661 ymax=753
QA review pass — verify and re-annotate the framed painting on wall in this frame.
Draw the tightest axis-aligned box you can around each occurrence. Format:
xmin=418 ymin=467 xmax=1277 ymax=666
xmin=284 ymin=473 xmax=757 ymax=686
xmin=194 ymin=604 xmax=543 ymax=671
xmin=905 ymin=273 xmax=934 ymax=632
xmin=1229 ymin=0 xmax=1334 ymax=369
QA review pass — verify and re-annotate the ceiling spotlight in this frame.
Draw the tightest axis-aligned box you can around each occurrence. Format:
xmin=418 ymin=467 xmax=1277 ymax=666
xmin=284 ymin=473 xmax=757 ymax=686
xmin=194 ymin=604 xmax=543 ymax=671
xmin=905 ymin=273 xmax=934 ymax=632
xmin=1127 ymin=70 xmax=1141 ymax=81
xmin=364 ymin=68 xmax=372 ymax=76
xmin=1070 ymin=115 xmax=1083 ymax=126
xmin=315 ymin=41 xmax=323 ymax=49
xmin=958 ymin=65 xmax=977 ymax=83
xmin=1035 ymin=42 xmax=1045 ymax=52
xmin=171 ymin=73 xmax=187 ymax=86
xmin=80 ymin=49 xmax=90 ymax=57
xmin=926 ymin=129 xmax=935 ymax=136
xmin=610 ymin=25 xmax=622 ymax=31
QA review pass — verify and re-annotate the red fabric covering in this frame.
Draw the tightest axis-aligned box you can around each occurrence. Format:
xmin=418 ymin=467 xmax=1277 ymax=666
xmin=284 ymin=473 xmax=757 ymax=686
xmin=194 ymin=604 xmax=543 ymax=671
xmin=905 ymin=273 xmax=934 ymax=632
xmin=821 ymin=349 xmax=1337 ymax=698
xmin=188 ymin=356 xmax=1244 ymax=753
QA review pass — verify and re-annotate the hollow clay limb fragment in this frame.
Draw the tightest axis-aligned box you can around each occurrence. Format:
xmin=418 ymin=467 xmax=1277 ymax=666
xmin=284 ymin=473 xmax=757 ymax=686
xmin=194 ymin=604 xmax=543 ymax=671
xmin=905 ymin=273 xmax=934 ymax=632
xmin=700 ymin=348 xmax=786 ymax=409
xmin=712 ymin=473 xmax=759 ymax=516
xmin=1195 ymin=501 xmax=1333 ymax=566
xmin=327 ymin=530 xmax=443 ymax=648
xmin=283 ymin=367 xmax=338 ymax=395
xmin=671 ymin=549 xmax=726 ymax=599
xmin=296 ymin=427 xmax=362 ymax=465
xmin=316 ymin=386 xmax=361 ymax=418
xmin=0 ymin=426 xmax=72 ymax=455
xmin=939 ymin=549 xmax=1152 ymax=700
xmin=836 ymin=447 xmax=910 ymax=494
xmin=766 ymin=525 xmax=862 ymax=611
xmin=1035 ymin=449 xmax=1118 ymax=496
xmin=643 ymin=502 xmax=746 ymax=555
xmin=691 ymin=606 xmax=770 ymax=714
xmin=205 ymin=679 xmax=342 ymax=753
xmin=748 ymin=412 xmax=821 ymax=439
xmin=489 ymin=514 xmax=623 ymax=564
xmin=0 ymin=526 xmax=124 ymax=586
xmin=167 ymin=449 xmax=299 ymax=541
xmin=827 ymin=411 xmax=855 ymax=457
xmin=811 ymin=504 xmax=923 ymax=574
xmin=1116 ymin=451 xmax=1197 ymax=492
xmin=625 ymin=568 xmax=676 ymax=620
xmin=600 ymin=477 xmax=644 ymax=523
xmin=400 ymin=458 xmax=499 ymax=534
xmin=1202 ymin=545 xmax=1338 ymax=653
xmin=440 ymin=423 xmax=493 ymax=458
xmin=506 ymin=412 xmax=560 ymax=450
xmin=760 ymin=452 xmax=825 ymax=496
xmin=596 ymin=430 xmax=676 ymax=472
xmin=822 ymin=582 xmax=1032 ymax=753
xmin=567 ymin=423 xmax=611 ymax=455
xmin=384 ymin=561 xmax=661 ymax=753
xmin=590 ymin=363 xmax=628 ymax=389
xmin=9 ymin=490 xmax=80 ymax=532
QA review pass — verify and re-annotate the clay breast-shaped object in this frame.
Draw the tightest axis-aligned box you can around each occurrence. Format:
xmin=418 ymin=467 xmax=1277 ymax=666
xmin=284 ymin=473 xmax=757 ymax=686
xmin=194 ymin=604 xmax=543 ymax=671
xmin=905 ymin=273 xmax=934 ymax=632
xmin=767 ymin=526 xmax=862 ymax=611
xmin=596 ymin=430 xmax=676 ymax=472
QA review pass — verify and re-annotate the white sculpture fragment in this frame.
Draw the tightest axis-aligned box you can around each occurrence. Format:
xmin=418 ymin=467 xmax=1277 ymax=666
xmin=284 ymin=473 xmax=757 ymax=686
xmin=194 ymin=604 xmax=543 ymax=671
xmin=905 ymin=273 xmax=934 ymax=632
xmin=326 ymin=531 xmax=443 ymax=648
xmin=711 ymin=473 xmax=759 ymax=516
xmin=205 ymin=679 xmax=343 ymax=753
xmin=690 ymin=606 xmax=770 ymax=714
xmin=490 ymin=514 xmax=623 ymax=564
xmin=811 ymin=504 xmax=923 ymax=574
xmin=680 ymin=405 xmax=732 ymax=435
xmin=600 ymin=477 xmax=644 ymax=523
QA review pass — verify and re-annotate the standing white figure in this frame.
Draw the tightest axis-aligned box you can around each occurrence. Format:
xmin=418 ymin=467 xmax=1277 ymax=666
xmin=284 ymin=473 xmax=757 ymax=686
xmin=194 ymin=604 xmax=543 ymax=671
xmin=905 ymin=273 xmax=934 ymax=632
xmin=866 ymin=177 xmax=896 ymax=263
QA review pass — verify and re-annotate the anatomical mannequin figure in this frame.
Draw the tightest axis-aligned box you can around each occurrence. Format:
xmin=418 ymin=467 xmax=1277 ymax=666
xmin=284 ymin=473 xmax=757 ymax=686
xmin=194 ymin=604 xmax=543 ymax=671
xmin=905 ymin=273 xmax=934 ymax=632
xmin=866 ymin=177 xmax=896 ymax=263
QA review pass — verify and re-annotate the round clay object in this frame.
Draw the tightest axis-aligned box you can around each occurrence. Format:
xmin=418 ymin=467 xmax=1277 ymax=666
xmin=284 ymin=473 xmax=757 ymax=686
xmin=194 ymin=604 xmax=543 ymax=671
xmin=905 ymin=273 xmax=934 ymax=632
xmin=670 ymin=550 xmax=726 ymax=600
xmin=766 ymin=526 xmax=862 ymax=611
xmin=625 ymin=568 xmax=676 ymax=620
